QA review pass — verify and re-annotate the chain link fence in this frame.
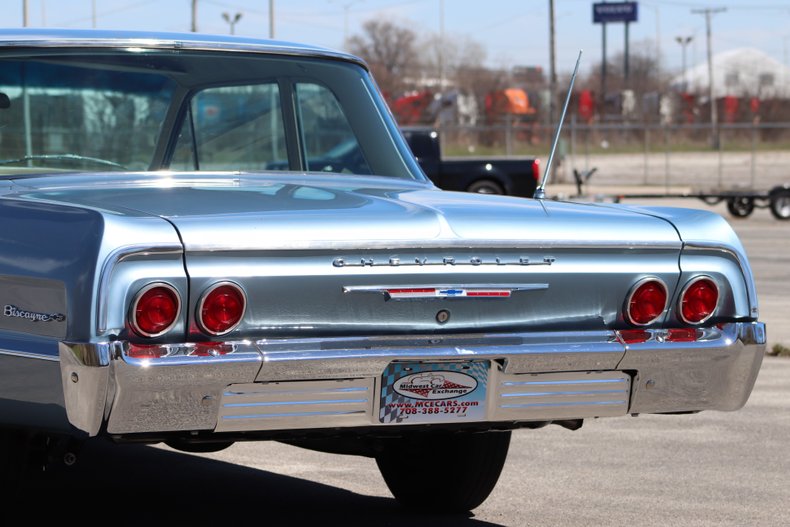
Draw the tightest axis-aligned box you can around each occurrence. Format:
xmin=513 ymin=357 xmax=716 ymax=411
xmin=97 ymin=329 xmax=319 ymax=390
xmin=438 ymin=121 xmax=790 ymax=191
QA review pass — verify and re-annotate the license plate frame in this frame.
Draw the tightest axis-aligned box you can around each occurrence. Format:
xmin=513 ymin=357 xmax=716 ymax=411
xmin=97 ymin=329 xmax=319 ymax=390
xmin=379 ymin=361 xmax=489 ymax=424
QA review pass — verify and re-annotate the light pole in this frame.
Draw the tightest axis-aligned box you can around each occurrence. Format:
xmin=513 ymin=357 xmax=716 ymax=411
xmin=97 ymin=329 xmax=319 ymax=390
xmin=330 ymin=0 xmax=364 ymax=50
xmin=269 ymin=0 xmax=275 ymax=39
xmin=692 ymin=7 xmax=726 ymax=149
xmin=222 ymin=12 xmax=242 ymax=35
xmin=675 ymin=35 xmax=693 ymax=92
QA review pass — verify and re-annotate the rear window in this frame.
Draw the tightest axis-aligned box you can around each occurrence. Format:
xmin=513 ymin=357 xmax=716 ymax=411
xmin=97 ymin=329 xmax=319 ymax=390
xmin=0 ymin=48 xmax=422 ymax=181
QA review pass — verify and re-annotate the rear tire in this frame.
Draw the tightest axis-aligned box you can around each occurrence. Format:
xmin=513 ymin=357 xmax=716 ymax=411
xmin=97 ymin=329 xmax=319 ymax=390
xmin=375 ymin=431 xmax=511 ymax=512
xmin=467 ymin=179 xmax=504 ymax=195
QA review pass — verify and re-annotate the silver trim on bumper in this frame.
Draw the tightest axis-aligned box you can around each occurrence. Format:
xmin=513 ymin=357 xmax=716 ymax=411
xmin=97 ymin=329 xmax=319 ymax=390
xmin=59 ymin=322 xmax=765 ymax=436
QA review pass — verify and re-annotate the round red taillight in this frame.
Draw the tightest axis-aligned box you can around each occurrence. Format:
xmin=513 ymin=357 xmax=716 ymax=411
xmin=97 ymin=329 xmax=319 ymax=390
xmin=626 ymin=279 xmax=667 ymax=326
xmin=198 ymin=283 xmax=246 ymax=336
xmin=131 ymin=284 xmax=180 ymax=337
xmin=680 ymin=277 xmax=718 ymax=324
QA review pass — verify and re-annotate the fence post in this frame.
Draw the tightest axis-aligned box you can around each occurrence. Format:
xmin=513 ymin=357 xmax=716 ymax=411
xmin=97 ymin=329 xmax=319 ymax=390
xmin=643 ymin=124 xmax=649 ymax=185
xmin=717 ymin=128 xmax=724 ymax=189
xmin=570 ymin=114 xmax=577 ymax=174
xmin=663 ymin=124 xmax=670 ymax=193
xmin=750 ymin=120 xmax=757 ymax=189
xmin=505 ymin=114 xmax=513 ymax=156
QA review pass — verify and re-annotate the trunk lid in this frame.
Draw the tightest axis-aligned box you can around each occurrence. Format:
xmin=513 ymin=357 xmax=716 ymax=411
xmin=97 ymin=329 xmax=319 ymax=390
xmin=14 ymin=173 xmax=683 ymax=336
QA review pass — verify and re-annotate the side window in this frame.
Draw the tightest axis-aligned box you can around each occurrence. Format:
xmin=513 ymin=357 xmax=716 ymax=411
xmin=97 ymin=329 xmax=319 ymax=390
xmin=172 ymin=83 xmax=287 ymax=171
xmin=295 ymin=82 xmax=371 ymax=174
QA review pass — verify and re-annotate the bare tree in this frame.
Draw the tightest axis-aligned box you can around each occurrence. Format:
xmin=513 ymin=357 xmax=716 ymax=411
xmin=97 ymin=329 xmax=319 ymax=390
xmin=421 ymin=34 xmax=487 ymax=89
xmin=582 ymin=41 xmax=669 ymax=119
xmin=347 ymin=20 xmax=419 ymax=99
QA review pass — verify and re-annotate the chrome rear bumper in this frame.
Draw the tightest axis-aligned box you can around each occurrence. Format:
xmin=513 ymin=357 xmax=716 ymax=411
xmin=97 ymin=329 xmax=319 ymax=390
xmin=59 ymin=322 xmax=765 ymax=437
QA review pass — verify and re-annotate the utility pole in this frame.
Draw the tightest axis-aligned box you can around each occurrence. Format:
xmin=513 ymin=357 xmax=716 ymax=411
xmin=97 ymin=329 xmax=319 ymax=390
xmin=222 ymin=12 xmax=242 ymax=35
xmin=548 ymin=0 xmax=558 ymax=180
xmin=92 ymin=0 xmax=97 ymax=28
xmin=439 ymin=0 xmax=445 ymax=91
xmin=692 ymin=7 xmax=726 ymax=149
xmin=22 ymin=0 xmax=28 ymax=26
xmin=269 ymin=0 xmax=275 ymax=39
xmin=601 ymin=19 xmax=607 ymax=111
xmin=330 ymin=1 xmax=364 ymax=49
xmin=624 ymin=19 xmax=630 ymax=83
xmin=191 ymin=0 xmax=198 ymax=32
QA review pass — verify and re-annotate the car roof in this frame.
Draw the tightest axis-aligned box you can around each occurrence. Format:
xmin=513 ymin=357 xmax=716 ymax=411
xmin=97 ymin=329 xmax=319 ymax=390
xmin=0 ymin=28 xmax=367 ymax=69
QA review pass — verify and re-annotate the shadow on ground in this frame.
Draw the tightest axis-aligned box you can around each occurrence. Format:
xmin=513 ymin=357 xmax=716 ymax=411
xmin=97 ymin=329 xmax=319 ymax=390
xmin=7 ymin=438 xmax=504 ymax=526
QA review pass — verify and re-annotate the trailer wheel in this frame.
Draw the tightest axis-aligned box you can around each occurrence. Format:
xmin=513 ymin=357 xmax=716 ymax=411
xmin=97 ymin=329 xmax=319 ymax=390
xmin=726 ymin=196 xmax=755 ymax=218
xmin=769 ymin=187 xmax=790 ymax=220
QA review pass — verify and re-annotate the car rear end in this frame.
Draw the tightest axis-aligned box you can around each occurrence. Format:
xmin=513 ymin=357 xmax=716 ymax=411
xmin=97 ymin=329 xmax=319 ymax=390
xmin=54 ymin=188 xmax=764 ymax=440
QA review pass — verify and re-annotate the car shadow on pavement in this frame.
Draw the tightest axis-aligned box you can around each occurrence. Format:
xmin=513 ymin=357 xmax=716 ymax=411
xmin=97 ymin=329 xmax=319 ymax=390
xmin=9 ymin=438 xmax=505 ymax=527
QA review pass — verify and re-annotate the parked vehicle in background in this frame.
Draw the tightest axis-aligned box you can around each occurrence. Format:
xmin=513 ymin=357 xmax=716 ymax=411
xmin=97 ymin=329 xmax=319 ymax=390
xmin=0 ymin=29 xmax=765 ymax=512
xmin=401 ymin=126 xmax=540 ymax=196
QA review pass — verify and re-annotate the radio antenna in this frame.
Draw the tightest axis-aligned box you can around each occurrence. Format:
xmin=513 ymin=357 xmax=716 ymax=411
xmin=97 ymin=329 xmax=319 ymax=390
xmin=533 ymin=49 xmax=583 ymax=200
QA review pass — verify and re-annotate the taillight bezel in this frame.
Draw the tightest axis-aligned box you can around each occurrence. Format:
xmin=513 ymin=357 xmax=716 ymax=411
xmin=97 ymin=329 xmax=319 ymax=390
xmin=678 ymin=276 xmax=719 ymax=325
xmin=197 ymin=281 xmax=247 ymax=336
xmin=624 ymin=277 xmax=668 ymax=327
xmin=129 ymin=282 xmax=182 ymax=338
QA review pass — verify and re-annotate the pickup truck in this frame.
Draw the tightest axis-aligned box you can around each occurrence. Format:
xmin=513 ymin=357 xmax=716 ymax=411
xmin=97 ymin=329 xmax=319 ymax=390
xmin=401 ymin=127 xmax=540 ymax=196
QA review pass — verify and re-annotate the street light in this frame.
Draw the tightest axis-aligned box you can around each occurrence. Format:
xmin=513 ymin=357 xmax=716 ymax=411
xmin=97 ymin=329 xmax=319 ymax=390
xmin=222 ymin=12 xmax=242 ymax=35
xmin=675 ymin=35 xmax=693 ymax=92
xmin=329 ymin=0 xmax=364 ymax=49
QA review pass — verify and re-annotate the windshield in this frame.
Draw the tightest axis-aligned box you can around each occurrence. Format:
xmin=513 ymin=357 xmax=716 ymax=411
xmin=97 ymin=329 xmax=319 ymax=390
xmin=0 ymin=47 xmax=423 ymax=181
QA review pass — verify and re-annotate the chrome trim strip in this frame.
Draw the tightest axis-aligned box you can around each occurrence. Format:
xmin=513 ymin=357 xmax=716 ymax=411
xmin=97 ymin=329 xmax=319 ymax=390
xmin=223 ymin=410 xmax=366 ymax=420
xmin=683 ymin=242 xmax=758 ymax=318
xmin=0 ymin=33 xmax=368 ymax=69
xmin=216 ymin=378 xmax=374 ymax=432
xmin=187 ymin=240 xmax=682 ymax=252
xmin=224 ymin=399 xmax=370 ymax=408
xmin=343 ymin=284 xmax=549 ymax=300
xmin=503 ymin=379 xmax=627 ymax=386
xmin=0 ymin=349 xmax=59 ymax=362
xmin=494 ymin=371 xmax=632 ymax=420
xmin=500 ymin=401 xmax=628 ymax=408
xmin=501 ymin=390 xmax=628 ymax=397
xmin=0 ymin=334 xmax=60 ymax=361
xmin=97 ymin=244 xmax=183 ymax=334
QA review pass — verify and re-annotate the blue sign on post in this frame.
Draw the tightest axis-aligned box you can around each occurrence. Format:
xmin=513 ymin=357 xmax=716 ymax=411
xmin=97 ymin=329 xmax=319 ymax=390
xmin=593 ymin=2 xmax=638 ymax=23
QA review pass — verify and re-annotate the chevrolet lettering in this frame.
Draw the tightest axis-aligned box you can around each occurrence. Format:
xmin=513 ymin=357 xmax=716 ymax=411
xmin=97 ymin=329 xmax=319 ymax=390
xmin=0 ymin=29 xmax=765 ymax=512
xmin=332 ymin=255 xmax=556 ymax=267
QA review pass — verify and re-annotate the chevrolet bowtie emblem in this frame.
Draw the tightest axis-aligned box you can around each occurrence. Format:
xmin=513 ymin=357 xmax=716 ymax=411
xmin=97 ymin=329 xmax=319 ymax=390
xmin=342 ymin=284 xmax=548 ymax=300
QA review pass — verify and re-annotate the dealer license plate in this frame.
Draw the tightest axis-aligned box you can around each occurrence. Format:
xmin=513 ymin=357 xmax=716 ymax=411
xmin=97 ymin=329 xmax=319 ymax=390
xmin=379 ymin=361 xmax=489 ymax=424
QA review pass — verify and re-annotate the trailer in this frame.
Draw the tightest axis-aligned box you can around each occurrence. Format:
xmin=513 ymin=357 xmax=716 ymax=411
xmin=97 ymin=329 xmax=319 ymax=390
xmin=568 ymin=168 xmax=790 ymax=221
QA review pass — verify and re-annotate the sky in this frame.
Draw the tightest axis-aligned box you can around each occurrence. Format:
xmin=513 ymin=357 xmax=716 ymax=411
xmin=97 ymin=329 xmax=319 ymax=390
xmin=5 ymin=0 xmax=790 ymax=78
